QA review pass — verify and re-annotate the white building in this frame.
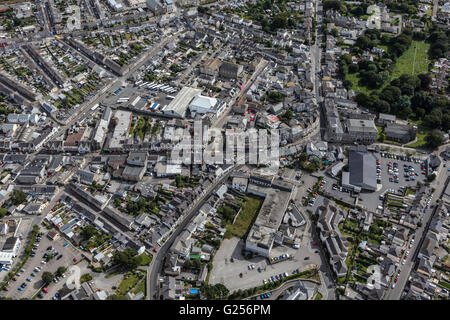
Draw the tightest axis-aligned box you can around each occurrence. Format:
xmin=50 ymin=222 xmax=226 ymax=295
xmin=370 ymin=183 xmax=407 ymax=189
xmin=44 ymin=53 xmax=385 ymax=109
xmin=0 ymin=251 xmax=14 ymax=265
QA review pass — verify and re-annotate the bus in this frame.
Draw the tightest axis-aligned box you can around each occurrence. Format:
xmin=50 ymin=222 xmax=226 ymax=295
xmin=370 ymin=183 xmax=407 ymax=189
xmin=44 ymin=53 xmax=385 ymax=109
xmin=166 ymin=95 xmax=175 ymax=100
xmin=90 ymin=104 xmax=99 ymax=111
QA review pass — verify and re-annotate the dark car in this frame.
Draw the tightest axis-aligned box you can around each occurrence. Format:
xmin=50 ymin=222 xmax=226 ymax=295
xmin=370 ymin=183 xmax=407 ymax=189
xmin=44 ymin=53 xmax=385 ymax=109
xmin=57 ymin=254 xmax=63 ymax=260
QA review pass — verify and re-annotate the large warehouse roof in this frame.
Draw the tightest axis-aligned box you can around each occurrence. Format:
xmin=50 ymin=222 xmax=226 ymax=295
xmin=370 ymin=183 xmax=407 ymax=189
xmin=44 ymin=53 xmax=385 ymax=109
xmin=163 ymin=87 xmax=202 ymax=118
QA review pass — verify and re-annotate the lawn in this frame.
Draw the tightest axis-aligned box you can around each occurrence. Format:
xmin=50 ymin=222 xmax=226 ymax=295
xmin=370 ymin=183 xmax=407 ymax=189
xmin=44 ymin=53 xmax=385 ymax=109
xmin=117 ymin=271 xmax=145 ymax=295
xmin=132 ymin=278 xmax=146 ymax=297
xmin=135 ymin=253 xmax=152 ymax=266
xmin=390 ymin=41 xmax=431 ymax=80
xmin=224 ymin=195 xmax=264 ymax=239
xmin=376 ymin=126 xmax=383 ymax=141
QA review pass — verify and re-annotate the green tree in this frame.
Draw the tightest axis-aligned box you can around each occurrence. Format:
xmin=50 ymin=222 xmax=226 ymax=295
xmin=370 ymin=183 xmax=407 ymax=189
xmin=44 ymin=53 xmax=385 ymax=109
xmin=425 ymin=130 xmax=444 ymax=150
xmin=81 ymin=225 xmax=98 ymax=240
xmin=112 ymin=248 xmax=139 ymax=270
xmin=57 ymin=267 xmax=67 ymax=276
xmin=42 ymin=272 xmax=54 ymax=285
xmin=10 ymin=189 xmax=26 ymax=205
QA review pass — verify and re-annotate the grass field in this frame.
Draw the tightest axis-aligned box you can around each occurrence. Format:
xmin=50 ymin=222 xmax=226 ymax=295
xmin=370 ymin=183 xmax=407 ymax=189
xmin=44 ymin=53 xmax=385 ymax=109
xmin=117 ymin=271 xmax=145 ymax=295
xmin=390 ymin=41 xmax=431 ymax=80
xmin=224 ymin=196 xmax=264 ymax=239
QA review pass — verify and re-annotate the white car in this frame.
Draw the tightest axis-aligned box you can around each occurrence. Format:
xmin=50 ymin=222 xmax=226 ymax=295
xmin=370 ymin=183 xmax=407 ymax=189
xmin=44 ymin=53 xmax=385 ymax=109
xmin=392 ymin=283 xmax=396 ymax=289
xmin=402 ymin=259 xmax=406 ymax=265
xmin=41 ymin=261 xmax=46 ymax=265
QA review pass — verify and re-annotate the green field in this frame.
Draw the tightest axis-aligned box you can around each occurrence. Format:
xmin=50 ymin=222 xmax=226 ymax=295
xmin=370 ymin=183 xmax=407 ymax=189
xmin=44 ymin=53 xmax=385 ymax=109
xmin=117 ymin=271 xmax=145 ymax=295
xmin=390 ymin=41 xmax=431 ymax=80
xmin=224 ymin=196 xmax=264 ymax=239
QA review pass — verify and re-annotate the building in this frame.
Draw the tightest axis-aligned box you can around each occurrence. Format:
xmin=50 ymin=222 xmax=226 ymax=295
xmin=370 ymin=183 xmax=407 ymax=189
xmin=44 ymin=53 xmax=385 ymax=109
xmin=377 ymin=113 xmax=396 ymax=126
xmin=219 ymin=61 xmax=243 ymax=79
xmin=385 ymin=123 xmax=416 ymax=143
xmin=245 ymin=183 xmax=292 ymax=257
xmin=316 ymin=199 xmax=349 ymax=277
xmin=232 ymin=176 xmax=248 ymax=193
xmin=92 ymin=107 xmax=112 ymax=150
xmin=346 ymin=119 xmax=378 ymax=144
xmin=146 ymin=0 xmax=165 ymax=14
xmin=342 ymin=145 xmax=377 ymax=192
xmin=2 ymin=237 xmax=21 ymax=257
xmin=188 ymin=95 xmax=223 ymax=116
xmin=163 ymin=87 xmax=202 ymax=118
xmin=105 ymin=110 xmax=132 ymax=152
xmin=0 ymin=251 xmax=13 ymax=265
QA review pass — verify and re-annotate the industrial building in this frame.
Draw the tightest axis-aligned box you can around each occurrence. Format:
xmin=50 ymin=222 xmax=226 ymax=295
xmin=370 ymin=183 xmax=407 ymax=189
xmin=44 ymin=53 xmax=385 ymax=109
xmin=163 ymin=87 xmax=202 ymax=118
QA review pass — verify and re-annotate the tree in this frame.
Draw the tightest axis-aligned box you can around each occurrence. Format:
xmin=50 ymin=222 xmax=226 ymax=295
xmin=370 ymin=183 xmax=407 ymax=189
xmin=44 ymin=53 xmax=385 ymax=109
xmin=355 ymin=35 xmax=373 ymax=50
xmin=112 ymin=248 xmax=138 ymax=270
xmin=81 ymin=225 xmax=98 ymax=240
xmin=0 ymin=207 xmax=7 ymax=218
xmin=42 ymin=272 xmax=54 ymax=285
xmin=380 ymin=86 xmax=401 ymax=104
xmin=57 ymin=267 xmax=67 ymax=276
xmin=343 ymin=79 xmax=352 ymax=89
xmin=418 ymin=74 xmax=432 ymax=90
xmin=323 ymin=0 xmax=342 ymax=11
xmin=10 ymin=189 xmax=26 ymax=205
xmin=425 ymin=130 xmax=444 ymax=150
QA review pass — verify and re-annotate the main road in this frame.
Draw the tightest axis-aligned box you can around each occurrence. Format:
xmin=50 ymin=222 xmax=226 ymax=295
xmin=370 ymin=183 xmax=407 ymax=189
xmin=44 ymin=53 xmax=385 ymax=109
xmin=147 ymin=165 xmax=241 ymax=300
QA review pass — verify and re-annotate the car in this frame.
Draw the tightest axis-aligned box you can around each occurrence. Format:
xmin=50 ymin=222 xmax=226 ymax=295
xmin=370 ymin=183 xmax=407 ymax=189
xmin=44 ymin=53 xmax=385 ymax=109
xmin=153 ymin=248 xmax=158 ymax=253
xmin=402 ymin=259 xmax=406 ymax=265
xmin=248 ymin=264 xmax=252 ymax=270
xmin=260 ymin=294 xmax=265 ymax=299
xmin=47 ymin=246 xmax=52 ymax=251
xmin=392 ymin=283 xmax=396 ymax=289
xmin=43 ymin=288 xmax=48 ymax=293
xmin=41 ymin=261 xmax=46 ymax=265
xmin=239 ymin=273 xmax=243 ymax=278
xmin=304 ymin=256 xmax=310 ymax=260
xmin=57 ymin=254 xmax=63 ymax=260
xmin=26 ymin=277 xmax=31 ymax=282
xmin=111 ymin=286 xmax=117 ymax=290
xmin=63 ymin=242 xmax=69 ymax=247
xmin=18 ymin=287 xmax=23 ymax=291
xmin=73 ymin=257 xmax=78 ymax=263
xmin=31 ymin=273 xmax=36 ymax=277
xmin=263 ymin=279 xmax=267 ymax=284
xmin=38 ymin=293 xmax=43 ymax=298
xmin=312 ymin=242 xmax=318 ymax=246
xmin=271 ymin=276 xmax=275 ymax=282
xmin=394 ymin=277 xmax=398 ymax=283
xmin=405 ymin=254 xmax=408 ymax=259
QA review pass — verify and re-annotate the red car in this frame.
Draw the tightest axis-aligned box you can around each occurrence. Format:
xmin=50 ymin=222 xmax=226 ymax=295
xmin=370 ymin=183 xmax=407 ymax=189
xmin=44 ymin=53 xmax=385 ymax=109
xmin=394 ymin=277 xmax=398 ymax=283
xmin=404 ymin=255 xmax=408 ymax=259
xmin=153 ymin=248 xmax=158 ymax=253
xmin=312 ymin=242 xmax=319 ymax=246
xmin=73 ymin=257 xmax=78 ymax=263
xmin=239 ymin=273 xmax=243 ymax=278
xmin=43 ymin=288 xmax=48 ymax=293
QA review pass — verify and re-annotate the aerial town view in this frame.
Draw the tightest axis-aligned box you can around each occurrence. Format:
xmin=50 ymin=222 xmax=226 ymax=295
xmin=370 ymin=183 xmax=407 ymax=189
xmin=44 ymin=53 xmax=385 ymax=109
xmin=0 ymin=0 xmax=448 ymax=305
